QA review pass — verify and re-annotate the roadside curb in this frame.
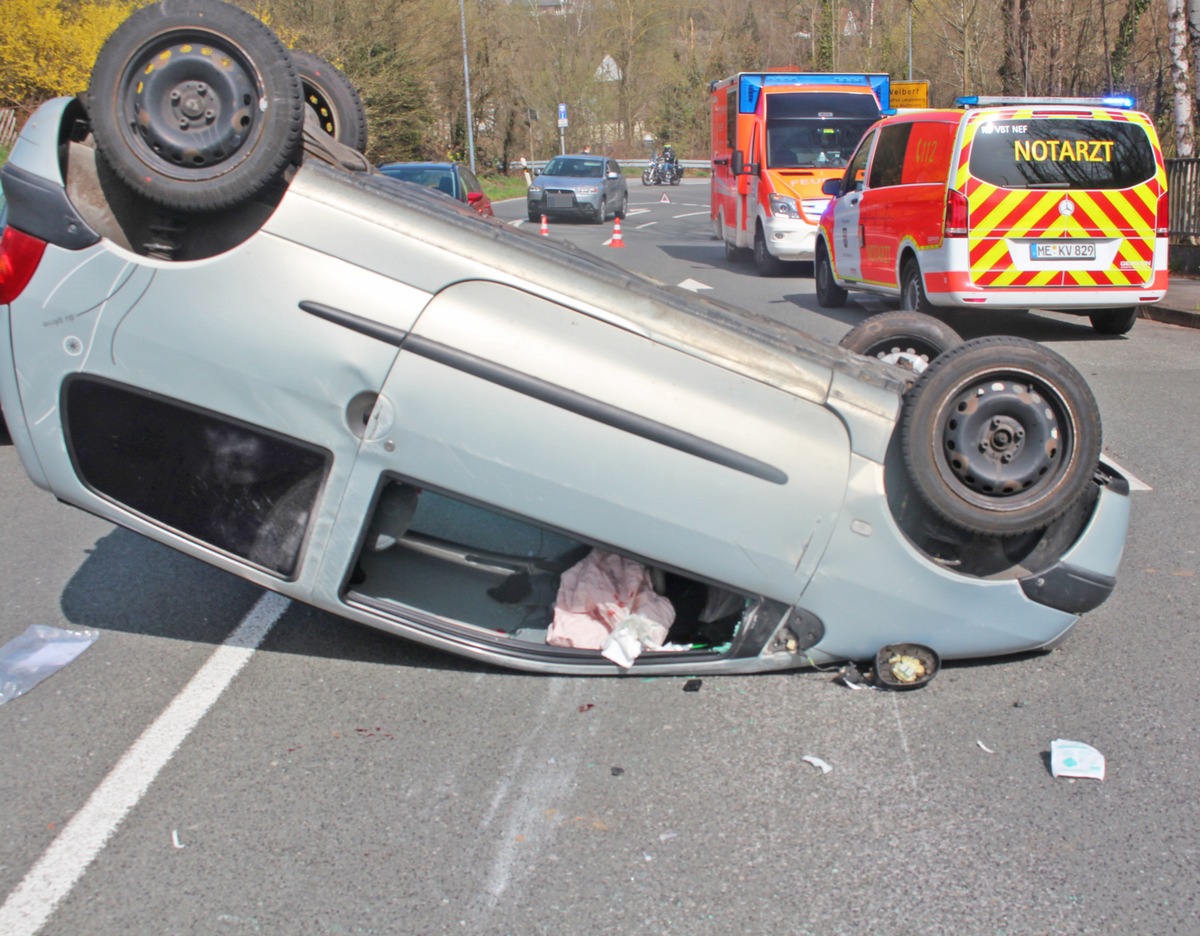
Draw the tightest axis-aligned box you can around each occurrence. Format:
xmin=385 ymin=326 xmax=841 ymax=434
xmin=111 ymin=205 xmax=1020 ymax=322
xmin=1141 ymin=305 xmax=1200 ymax=328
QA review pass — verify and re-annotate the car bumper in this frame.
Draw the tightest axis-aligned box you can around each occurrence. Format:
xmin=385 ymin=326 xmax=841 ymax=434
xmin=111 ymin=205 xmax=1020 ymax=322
xmin=528 ymin=198 xmax=603 ymax=219
xmin=761 ymin=215 xmax=819 ymax=262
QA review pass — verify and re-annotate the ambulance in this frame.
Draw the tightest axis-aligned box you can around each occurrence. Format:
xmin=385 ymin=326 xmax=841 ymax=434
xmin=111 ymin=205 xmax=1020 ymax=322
xmin=710 ymin=72 xmax=890 ymax=275
xmin=815 ymin=96 xmax=1169 ymax=334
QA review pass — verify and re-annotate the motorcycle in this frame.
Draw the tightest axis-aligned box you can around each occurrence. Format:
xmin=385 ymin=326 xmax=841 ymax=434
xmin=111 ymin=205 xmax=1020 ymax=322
xmin=642 ymin=155 xmax=683 ymax=186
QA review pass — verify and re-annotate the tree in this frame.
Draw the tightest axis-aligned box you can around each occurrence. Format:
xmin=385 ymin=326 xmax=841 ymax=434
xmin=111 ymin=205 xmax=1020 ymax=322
xmin=1169 ymin=0 xmax=1194 ymax=154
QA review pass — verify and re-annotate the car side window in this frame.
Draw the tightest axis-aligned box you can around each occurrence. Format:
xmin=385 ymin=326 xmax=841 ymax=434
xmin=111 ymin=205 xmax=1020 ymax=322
xmin=902 ymin=122 xmax=957 ymax=185
xmin=460 ymin=166 xmax=482 ymax=194
xmin=842 ymin=130 xmax=875 ymax=194
xmin=869 ymin=124 xmax=912 ymax=189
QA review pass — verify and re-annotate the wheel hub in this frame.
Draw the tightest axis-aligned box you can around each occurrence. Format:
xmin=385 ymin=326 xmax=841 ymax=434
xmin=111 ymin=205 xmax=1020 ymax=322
xmin=130 ymin=41 xmax=258 ymax=170
xmin=942 ymin=380 xmax=1060 ymax=498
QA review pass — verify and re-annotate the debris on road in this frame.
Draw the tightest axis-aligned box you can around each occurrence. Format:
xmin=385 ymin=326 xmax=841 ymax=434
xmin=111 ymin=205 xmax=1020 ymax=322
xmin=1050 ymin=739 xmax=1106 ymax=781
xmin=0 ymin=625 xmax=99 ymax=705
xmin=802 ymin=755 xmax=833 ymax=774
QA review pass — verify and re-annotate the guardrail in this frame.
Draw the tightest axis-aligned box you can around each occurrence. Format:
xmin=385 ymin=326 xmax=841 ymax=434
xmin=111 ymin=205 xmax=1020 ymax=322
xmin=525 ymin=158 xmax=709 ymax=172
xmin=1167 ymin=158 xmax=1200 ymax=240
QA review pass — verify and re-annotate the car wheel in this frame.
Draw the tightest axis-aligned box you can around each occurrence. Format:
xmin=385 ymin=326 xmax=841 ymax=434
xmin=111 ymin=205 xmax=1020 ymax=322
xmin=615 ymin=193 xmax=627 ymax=219
xmin=291 ymin=49 xmax=368 ymax=152
xmin=753 ymin=224 xmax=784 ymax=276
xmin=594 ymin=197 xmax=608 ymax=224
xmin=900 ymin=258 xmax=935 ymax=314
xmin=87 ymin=0 xmax=305 ymax=212
xmin=815 ymin=240 xmax=848 ymax=307
xmin=528 ymin=210 xmax=541 ymax=223
xmin=1089 ymin=307 xmax=1138 ymax=335
xmin=839 ymin=311 xmax=962 ymax=374
xmin=900 ymin=337 xmax=1102 ymax=537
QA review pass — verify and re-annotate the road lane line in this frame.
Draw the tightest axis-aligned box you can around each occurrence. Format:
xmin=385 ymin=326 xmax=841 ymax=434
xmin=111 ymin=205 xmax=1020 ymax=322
xmin=672 ymin=210 xmax=709 ymax=218
xmin=0 ymin=590 xmax=290 ymax=936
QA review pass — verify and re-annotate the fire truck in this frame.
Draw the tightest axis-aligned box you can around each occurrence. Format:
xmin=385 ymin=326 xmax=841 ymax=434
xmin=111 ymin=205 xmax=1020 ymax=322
xmin=711 ymin=72 xmax=890 ymax=275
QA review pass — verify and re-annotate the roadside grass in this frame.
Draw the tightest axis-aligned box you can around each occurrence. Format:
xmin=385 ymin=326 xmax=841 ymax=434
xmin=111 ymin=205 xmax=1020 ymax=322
xmin=479 ymin=173 xmax=529 ymax=203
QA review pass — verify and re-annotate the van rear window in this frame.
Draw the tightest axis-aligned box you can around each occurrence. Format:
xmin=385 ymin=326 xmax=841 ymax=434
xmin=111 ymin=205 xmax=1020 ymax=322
xmin=968 ymin=118 xmax=1156 ymax=190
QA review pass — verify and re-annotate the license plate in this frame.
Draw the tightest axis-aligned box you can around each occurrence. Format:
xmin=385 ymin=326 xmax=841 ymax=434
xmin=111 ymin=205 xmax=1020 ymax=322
xmin=547 ymin=193 xmax=574 ymax=209
xmin=1030 ymin=241 xmax=1096 ymax=261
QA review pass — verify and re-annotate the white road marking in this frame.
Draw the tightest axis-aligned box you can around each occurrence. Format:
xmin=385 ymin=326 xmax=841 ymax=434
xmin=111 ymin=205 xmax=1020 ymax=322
xmin=672 ymin=210 xmax=709 ymax=219
xmin=677 ymin=278 xmax=713 ymax=292
xmin=1102 ymin=455 xmax=1152 ymax=491
xmin=624 ymin=208 xmax=651 ymax=216
xmin=635 ymin=221 xmax=658 ymax=229
xmin=0 ymin=590 xmax=290 ymax=936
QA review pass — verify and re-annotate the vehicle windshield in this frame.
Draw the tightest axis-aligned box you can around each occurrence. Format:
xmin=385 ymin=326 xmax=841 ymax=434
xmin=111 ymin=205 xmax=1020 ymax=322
xmin=765 ymin=91 xmax=880 ymax=170
xmin=543 ymin=157 xmax=605 ymax=178
xmin=967 ymin=118 xmax=1157 ymax=190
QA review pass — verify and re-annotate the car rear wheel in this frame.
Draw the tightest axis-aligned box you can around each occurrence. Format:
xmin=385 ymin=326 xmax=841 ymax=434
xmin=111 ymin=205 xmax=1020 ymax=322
xmin=754 ymin=224 xmax=784 ymax=276
xmin=815 ymin=240 xmax=848 ymax=307
xmin=87 ymin=0 xmax=305 ymax=212
xmin=291 ymin=50 xmax=368 ymax=152
xmin=840 ymin=311 xmax=962 ymax=374
xmin=900 ymin=258 xmax=935 ymax=314
xmin=900 ymin=337 xmax=1102 ymax=537
xmin=1089 ymin=307 xmax=1138 ymax=335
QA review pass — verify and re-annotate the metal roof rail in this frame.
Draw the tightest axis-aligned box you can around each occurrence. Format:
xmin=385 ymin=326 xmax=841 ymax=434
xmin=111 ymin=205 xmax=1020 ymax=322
xmin=954 ymin=95 xmax=1135 ymax=110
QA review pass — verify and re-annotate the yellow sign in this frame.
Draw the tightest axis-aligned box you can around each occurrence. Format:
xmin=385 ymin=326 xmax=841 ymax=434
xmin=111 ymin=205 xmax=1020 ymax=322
xmin=891 ymin=81 xmax=929 ymax=109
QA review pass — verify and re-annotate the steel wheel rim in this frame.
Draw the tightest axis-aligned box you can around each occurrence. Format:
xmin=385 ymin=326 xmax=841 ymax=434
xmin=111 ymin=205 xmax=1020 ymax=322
xmin=117 ymin=30 xmax=264 ymax=182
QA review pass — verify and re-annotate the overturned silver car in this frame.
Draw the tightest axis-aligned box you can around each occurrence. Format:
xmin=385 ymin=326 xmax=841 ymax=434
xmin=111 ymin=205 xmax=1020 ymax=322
xmin=0 ymin=1 xmax=1129 ymax=675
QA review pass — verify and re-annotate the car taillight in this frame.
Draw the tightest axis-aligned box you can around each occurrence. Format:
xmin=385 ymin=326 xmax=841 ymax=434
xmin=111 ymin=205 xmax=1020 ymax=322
xmin=944 ymin=189 xmax=969 ymax=237
xmin=1157 ymin=191 xmax=1169 ymax=238
xmin=0 ymin=226 xmax=48 ymax=304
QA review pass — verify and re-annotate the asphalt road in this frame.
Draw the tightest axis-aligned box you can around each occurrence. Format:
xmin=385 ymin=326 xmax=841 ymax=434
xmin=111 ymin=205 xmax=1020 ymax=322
xmin=1 ymin=179 xmax=1198 ymax=935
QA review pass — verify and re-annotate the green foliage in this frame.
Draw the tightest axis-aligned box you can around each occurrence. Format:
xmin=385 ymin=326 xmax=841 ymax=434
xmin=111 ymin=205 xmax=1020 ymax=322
xmin=0 ymin=0 xmax=141 ymax=113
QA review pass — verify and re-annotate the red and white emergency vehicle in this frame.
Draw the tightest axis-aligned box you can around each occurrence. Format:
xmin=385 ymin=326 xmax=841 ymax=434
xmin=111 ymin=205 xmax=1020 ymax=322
xmin=815 ymin=96 xmax=1168 ymax=334
xmin=710 ymin=72 xmax=889 ymax=275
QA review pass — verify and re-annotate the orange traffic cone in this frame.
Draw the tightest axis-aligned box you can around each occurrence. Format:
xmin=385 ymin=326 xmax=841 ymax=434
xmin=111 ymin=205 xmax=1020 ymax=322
xmin=610 ymin=217 xmax=626 ymax=248
xmin=539 ymin=214 xmax=549 ymax=236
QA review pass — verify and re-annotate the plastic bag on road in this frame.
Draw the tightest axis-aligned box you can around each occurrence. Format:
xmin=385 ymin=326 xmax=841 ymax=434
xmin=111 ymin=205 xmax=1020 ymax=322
xmin=0 ymin=625 xmax=99 ymax=705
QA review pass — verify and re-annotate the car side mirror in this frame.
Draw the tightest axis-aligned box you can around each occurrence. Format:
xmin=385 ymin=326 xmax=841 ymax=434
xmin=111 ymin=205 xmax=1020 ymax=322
xmin=731 ymin=150 xmax=744 ymax=175
xmin=467 ymin=191 xmax=483 ymax=204
xmin=821 ymin=177 xmax=841 ymax=197
xmin=607 ymin=171 xmax=620 ymax=179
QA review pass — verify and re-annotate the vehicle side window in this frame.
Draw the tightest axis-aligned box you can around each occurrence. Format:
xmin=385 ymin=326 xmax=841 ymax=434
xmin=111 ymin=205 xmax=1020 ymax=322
xmin=842 ymin=130 xmax=875 ymax=193
xmin=868 ymin=124 xmax=912 ymax=189
xmin=460 ymin=166 xmax=482 ymax=194
xmin=902 ymin=122 xmax=957 ymax=184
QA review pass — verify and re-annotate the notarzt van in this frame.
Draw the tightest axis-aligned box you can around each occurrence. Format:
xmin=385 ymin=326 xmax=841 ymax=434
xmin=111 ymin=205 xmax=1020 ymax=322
xmin=815 ymin=97 xmax=1169 ymax=334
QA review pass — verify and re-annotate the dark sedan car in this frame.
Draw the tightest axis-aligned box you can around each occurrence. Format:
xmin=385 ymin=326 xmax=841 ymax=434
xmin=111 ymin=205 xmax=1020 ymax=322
xmin=378 ymin=161 xmax=494 ymax=217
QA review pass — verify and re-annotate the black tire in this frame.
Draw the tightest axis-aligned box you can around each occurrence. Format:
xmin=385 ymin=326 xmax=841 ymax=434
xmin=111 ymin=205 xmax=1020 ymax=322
xmin=754 ymin=224 xmax=784 ymax=276
xmin=815 ymin=240 xmax=848 ymax=307
xmin=670 ymin=170 xmax=682 ymax=185
xmin=840 ymin=311 xmax=963 ymax=374
xmin=900 ymin=337 xmax=1102 ymax=537
xmin=528 ymin=210 xmax=541 ymax=223
xmin=291 ymin=49 xmax=367 ymax=152
xmin=614 ymin=193 xmax=627 ymax=219
xmin=642 ymin=168 xmax=653 ymax=186
xmin=900 ymin=258 xmax=935 ymax=314
xmin=593 ymin=197 xmax=607 ymax=224
xmin=87 ymin=0 xmax=304 ymax=213
xmin=1089 ymin=307 xmax=1138 ymax=335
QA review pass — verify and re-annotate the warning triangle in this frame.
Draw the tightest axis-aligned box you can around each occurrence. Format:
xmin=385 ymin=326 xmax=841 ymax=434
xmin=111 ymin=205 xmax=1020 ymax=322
xmin=659 ymin=193 xmax=671 ymax=203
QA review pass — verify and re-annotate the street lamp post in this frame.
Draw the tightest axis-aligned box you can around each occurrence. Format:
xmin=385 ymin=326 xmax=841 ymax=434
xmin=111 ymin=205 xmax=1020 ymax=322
xmin=459 ymin=0 xmax=476 ymax=173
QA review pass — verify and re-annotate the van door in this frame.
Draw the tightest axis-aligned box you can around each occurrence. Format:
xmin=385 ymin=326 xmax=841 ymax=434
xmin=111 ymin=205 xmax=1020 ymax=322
xmin=827 ymin=130 xmax=876 ymax=282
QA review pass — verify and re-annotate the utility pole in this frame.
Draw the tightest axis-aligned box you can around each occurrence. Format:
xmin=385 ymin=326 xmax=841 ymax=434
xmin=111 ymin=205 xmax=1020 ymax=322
xmin=459 ymin=0 xmax=476 ymax=172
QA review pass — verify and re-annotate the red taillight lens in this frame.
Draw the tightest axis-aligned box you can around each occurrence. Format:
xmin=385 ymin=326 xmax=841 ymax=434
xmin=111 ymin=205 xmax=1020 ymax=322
xmin=944 ymin=189 xmax=969 ymax=237
xmin=0 ymin=225 xmax=48 ymax=304
xmin=1157 ymin=191 xmax=1169 ymax=238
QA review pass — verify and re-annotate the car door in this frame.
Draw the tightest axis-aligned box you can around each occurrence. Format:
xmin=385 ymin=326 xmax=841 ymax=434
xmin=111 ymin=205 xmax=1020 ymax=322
xmin=11 ymin=210 xmax=428 ymax=583
xmin=860 ymin=123 xmax=912 ymax=286
xmin=327 ymin=280 xmax=852 ymax=606
xmin=827 ymin=129 xmax=876 ymax=282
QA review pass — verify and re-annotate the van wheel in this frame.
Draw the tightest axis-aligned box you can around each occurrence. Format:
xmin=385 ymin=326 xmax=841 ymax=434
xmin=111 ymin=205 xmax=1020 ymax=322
xmin=87 ymin=0 xmax=304 ymax=212
xmin=900 ymin=337 xmax=1101 ymax=537
xmin=840 ymin=311 xmax=962 ymax=374
xmin=815 ymin=241 xmax=848 ymax=307
xmin=292 ymin=50 xmax=368 ymax=152
xmin=754 ymin=224 xmax=784 ymax=276
xmin=901 ymin=259 xmax=935 ymax=314
xmin=1089 ymin=307 xmax=1138 ymax=335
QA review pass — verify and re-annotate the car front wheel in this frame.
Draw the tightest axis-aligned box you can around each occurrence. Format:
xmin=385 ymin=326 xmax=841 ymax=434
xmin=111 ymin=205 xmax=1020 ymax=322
xmin=593 ymin=198 xmax=608 ymax=224
xmin=815 ymin=241 xmax=848 ymax=307
xmin=87 ymin=0 xmax=305 ymax=212
xmin=754 ymin=224 xmax=784 ymax=276
xmin=900 ymin=337 xmax=1102 ymax=537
